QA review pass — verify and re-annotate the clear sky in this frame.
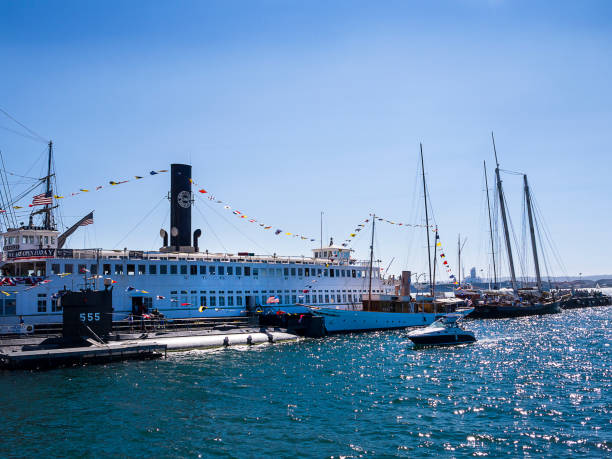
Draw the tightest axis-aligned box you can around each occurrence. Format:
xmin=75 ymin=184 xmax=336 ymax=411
xmin=1 ymin=0 xmax=611 ymax=279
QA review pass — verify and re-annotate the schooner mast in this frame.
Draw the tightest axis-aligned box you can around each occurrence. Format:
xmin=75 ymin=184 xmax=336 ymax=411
xmin=492 ymin=132 xmax=518 ymax=294
xmin=484 ymin=160 xmax=498 ymax=288
xmin=420 ymin=143 xmax=433 ymax=296
xmin=523 ymin=174 xmax=542 ymax=292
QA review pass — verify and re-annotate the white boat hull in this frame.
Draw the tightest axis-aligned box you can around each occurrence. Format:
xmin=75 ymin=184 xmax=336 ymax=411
xmin=313 ymin=308 xmax=445 ymax=333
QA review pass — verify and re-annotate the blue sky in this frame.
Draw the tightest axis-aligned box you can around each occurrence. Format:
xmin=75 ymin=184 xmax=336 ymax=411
xmin=1 ymin=0 xmax=611 ymax=278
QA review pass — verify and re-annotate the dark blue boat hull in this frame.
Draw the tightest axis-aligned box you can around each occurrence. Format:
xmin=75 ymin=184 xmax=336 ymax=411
xmin=409 ymin=333 xmax=476 ymax=346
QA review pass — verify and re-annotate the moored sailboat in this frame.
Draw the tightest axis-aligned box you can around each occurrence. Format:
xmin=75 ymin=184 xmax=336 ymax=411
xmin=308 ymin=144 xmax=472 ymax=333
xmin=468 ymin=133 xmax=564 ymax=319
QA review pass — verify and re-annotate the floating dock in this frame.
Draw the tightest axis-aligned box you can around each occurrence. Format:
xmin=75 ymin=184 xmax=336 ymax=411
xmin=0 ymin=328 xmax=299 ymax=370
xmin=0 ymin=342 xmax=166 ymax=370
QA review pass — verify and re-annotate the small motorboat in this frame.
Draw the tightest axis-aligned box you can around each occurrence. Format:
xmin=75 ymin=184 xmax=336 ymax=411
xmin=408 ymin=313 xmax=476 ymax=346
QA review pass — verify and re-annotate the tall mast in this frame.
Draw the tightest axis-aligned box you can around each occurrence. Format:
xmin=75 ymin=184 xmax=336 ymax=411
xmin=492 ymin=132 xmax=517 ymax=293
xmin=420 ymin=143 xmax=433 ymax=296
xmin=523 ymin=174 xmax=542 ymax=291
xmin=457 ymin=233 xmax=461 ymax=286
xmin=320 ymin=211 xmax=323 ymax=250
xmin=484 ymin=160 xmax=498 ymax=288
xmin=432 ymin=226 xmax=438 ymax=296
xmin=44 ymin=140 xmax=53 ymax=229
xmin=368 ymin=214 xmax=375 ymax=305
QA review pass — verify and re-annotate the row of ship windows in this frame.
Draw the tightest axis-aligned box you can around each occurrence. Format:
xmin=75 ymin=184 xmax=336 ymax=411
xmin=164 ymin=292 xmax=366 ymax=307
xmin=0 ymin=290 xmax=383 ymax=315
xmin=4 ymin=235 xmax=56 ymax=245
xmin=51 ymin=263 xmax=373 ymax=278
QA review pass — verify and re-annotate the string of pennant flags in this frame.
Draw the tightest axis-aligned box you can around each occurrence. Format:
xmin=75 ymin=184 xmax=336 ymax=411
xmin=0 ymin=169 xmax=168 ymax=212
xmin=190 ymin=178 xmax=318 ymax=243
xmin=434 ymin=228 xmax=459 ymax=285
xmin=341 ymin=216 xmax=434 ymax=247
xmin=338 ymin=216 xmax=458 ymax=284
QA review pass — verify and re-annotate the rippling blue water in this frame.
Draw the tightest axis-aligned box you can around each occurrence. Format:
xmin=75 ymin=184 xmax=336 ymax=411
xmin=1 ymin=307 xmax=610 ymax=458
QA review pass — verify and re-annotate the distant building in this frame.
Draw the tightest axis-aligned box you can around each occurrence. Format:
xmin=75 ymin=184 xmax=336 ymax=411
xmin=464 ymin=266 xmax=481 ymax=283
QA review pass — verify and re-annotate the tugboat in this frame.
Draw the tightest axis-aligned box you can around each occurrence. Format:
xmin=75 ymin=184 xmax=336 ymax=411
xmin=408 ymin=313 xmax=476 ymax=346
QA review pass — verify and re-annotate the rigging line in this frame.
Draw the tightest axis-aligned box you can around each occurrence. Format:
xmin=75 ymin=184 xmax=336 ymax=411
xmin=0 ymin=150 xmax=18 ymax=228
xmin=507 ymin=191 xmax=527 ymax=284
xmin=112 ymin=196 xmax=166 ymax=249
xmin=0 ymin=160 xmax=12 ymax=230
xmin=532 ymin=196 xmax=570 ymax=280
xmin=499 ymin=168 xmax=524 ymax=176
xmin=534 ymin=217 xmax=554 ymax=287
xmin=521 ymin=191 xmax=528 ymax=284
xmin=404 ymin=157 xmax=421 ymax=272
xmin=0 ymin=124 xmax=48 ymax=143
xmin=150 ymin=207 xmax=170 ymax=251
xmin=9 ymin=145 xmax=48 ymax=194
xmin=5 ymin=179 xmax=45 ymax=207
xmin=0 ymin=107 xmax=48 ymax=143
xmin=51 ymin=154 xmax=64 ymax=230
xmin=196 ymin=197 xmax=270 ymax=255
xmin=532 ymin=196 xmax=565 ymax=276
xmin=193 ymin=203 xmax=229 ymax=254
xmin=504 ymin=187 xmax=524 ymax=280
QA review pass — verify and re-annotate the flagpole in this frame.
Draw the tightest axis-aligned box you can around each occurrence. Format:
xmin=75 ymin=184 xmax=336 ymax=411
xmin=432 ymin=226 xmax=438 ymax=298
xmin=44 ymin=140 xmax=53 ymax=229
xmin=368 ymin=214 xmax=375 ymax=309
xmin=320 ymin=211 xmax=323 ymax=249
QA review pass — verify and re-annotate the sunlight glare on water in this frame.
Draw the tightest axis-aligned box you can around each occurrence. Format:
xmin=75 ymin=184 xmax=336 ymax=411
xmin=1 ymin=307 xmax=610 ymax=457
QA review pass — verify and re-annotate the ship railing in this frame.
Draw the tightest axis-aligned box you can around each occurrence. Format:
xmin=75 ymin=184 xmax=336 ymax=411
xmin=59 ymin=248 xmax=369 ymax=266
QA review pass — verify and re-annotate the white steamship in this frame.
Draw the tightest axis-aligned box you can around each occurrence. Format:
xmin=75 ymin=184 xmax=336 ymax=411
xmin=0 ymin=159 xmax=392 ymax=329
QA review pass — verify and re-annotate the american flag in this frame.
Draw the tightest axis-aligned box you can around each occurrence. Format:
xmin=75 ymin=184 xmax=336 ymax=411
xmin=80 ymin=212 xmax=94 ymax=226
xmin=31 ymin=191 xmax=53 ymax=206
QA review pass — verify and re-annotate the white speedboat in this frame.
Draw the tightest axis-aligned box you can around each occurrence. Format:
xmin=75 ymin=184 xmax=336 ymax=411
xmin=407 ymin=313 xmax=476 ymax=346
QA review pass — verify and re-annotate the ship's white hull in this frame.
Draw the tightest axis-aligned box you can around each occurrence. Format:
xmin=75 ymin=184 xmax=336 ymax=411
xmin=0 ymin=255 xmax=390 ymax=329
xmin=313 ymin=308 xmax=444 ymax=333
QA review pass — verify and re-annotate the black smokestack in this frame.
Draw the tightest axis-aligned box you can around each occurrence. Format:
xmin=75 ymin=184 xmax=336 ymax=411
xmin=170 ymin=164 xmax=192 ymax=248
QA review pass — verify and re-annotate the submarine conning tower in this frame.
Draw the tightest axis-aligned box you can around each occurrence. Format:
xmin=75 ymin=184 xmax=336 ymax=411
xmin=160 ymin=163 xmax=201 ymax=253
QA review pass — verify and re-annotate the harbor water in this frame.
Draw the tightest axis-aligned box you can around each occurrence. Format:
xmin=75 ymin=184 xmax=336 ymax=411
xmin=1 ymin=306 xmax=610 ymax=458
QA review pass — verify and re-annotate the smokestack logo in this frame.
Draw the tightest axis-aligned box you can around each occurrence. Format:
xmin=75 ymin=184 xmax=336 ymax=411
xmin=177 ymin=190 xmax=191 ymax=208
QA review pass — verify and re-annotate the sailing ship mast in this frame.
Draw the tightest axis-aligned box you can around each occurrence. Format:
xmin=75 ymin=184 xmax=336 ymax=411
xmin=368 ymin=214 xmax=376 ymax=305
xmin=432 ymin=225 xmax=438 ymax=294
xmin=523 ymin=174 xmax=542 ymax=292
xmin=484 ymin=160 xmax=498 ymax=288
xmin=492 ymin=132 xmax=518 ymax=294
xmin=420 ymin=144 xmax=433 ymax=296
xmin=457 ymin=234 xmax=467 ymax=286
xmin=43 ymin=141 xmax=53 ymax=230
xmin=457 ymin=234 xmax=461 ymax=286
